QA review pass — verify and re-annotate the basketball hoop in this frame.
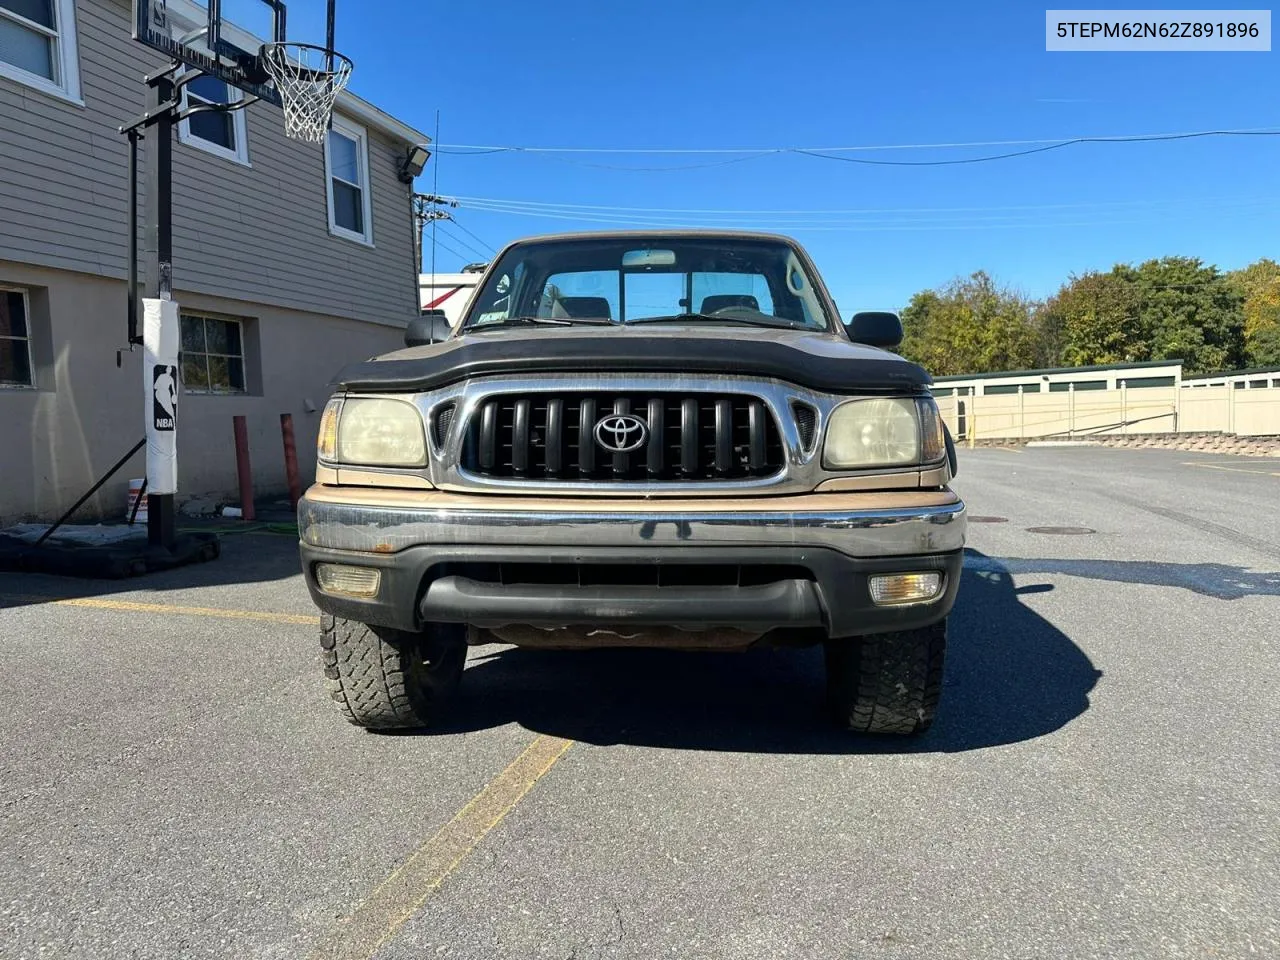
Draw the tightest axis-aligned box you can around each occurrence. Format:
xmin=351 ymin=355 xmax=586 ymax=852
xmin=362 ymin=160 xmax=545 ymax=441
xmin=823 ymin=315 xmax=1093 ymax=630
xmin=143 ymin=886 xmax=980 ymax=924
xmin=259 ymin=42 xmax=353 ymax=143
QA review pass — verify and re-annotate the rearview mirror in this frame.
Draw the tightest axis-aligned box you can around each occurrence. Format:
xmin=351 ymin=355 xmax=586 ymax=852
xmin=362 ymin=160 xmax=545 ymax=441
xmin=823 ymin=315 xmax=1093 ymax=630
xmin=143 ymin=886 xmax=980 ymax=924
xmin=622 ymin=248 xmax=676 ymax=268
xmin=846 ymin=311 xmax=903 ymax=348
xmin=405 ymin=309 xmax=452 ymax=347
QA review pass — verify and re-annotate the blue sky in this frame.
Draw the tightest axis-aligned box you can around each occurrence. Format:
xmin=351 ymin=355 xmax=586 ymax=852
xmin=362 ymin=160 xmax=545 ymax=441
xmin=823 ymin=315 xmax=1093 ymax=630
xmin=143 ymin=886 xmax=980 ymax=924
xmin=284 ymin=0 xmax=1277 ymax=314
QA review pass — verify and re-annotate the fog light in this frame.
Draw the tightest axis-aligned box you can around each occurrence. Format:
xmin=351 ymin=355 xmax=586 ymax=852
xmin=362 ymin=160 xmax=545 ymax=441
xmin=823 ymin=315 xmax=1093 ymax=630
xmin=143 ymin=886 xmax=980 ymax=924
xmin=315 ymin=563 xmax=381 ymax=598
xmin=869 ymin=572 xmax=942 ymax=606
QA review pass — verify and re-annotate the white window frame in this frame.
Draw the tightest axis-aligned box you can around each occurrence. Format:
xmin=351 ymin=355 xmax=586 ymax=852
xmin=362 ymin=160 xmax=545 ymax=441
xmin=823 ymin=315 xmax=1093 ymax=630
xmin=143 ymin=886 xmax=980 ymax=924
xmin=176 ymin=69 xmax=251 ymax=165
xmin=0 ymin=0 xmax=82 ymax=104
xmin=179 ymin=313 xmax=248 ymax=395
xmin=0 ymin=285 xmax=34 ymax=389
xmin=324 ymin=114 xmax=374 ymax=246
xmin=166 ymin=11 xmax=251 ymax=166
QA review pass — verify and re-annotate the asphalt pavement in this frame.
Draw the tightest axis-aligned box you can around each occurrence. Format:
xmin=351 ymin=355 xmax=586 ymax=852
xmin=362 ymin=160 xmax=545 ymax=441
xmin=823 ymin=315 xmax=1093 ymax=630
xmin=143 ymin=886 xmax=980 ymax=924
xmin=1 ymin=446 xmax=1277 ymax=959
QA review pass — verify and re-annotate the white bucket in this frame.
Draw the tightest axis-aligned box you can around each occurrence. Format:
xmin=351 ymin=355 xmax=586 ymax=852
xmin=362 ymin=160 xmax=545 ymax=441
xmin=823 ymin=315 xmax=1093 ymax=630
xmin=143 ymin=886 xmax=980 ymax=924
xmin=126 ymin=478 xmax=148 ymax=524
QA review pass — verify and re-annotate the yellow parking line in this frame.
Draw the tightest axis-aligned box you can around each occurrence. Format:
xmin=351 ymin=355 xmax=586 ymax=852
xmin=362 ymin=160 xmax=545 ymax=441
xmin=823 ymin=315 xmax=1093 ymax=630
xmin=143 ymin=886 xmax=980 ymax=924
xmin=0 ymin=594 xmax=316 ymax=625
xmin=1183 ymin=462 xmax=1280 ymax=477
xmin=309 ymin=734 xmax=575 ymax=960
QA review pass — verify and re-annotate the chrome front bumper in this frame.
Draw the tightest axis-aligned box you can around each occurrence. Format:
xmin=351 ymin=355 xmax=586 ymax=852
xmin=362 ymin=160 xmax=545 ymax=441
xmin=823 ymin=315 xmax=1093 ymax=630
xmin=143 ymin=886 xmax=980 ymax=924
xmin=299 ymin=490 xmax=967 ymax=557
xmin=298 ymin=487 xmax=967 ymax=637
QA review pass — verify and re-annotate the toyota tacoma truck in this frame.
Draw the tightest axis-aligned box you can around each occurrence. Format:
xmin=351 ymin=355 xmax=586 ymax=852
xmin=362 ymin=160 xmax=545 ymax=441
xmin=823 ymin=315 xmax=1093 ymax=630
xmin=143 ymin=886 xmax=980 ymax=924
xmin=299 ymin=231 xmax=965 ymax=735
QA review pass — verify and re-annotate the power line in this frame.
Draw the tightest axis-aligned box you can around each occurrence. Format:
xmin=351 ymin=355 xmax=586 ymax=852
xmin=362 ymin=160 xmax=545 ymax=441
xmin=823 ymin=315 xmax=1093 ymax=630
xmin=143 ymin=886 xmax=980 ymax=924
xmin=428 ymin=235 xmax=469 ymax=263
xmin=436 ymin=222 xmax=489 ymax=260
xmin=794 ymin=129 xmax=1280 ymax=167
xmin=434 ymin=126 xmax=1280 ymax=154
xmin=447 ymin=201 xmax=1280 ymax=233
xmin=446 ymin=217 xmax=496 ymax=255
xmin=456 ymin=200 xmax=1279 ymax=227
xmin=448 ymin=192 xmax=1279 ymax=217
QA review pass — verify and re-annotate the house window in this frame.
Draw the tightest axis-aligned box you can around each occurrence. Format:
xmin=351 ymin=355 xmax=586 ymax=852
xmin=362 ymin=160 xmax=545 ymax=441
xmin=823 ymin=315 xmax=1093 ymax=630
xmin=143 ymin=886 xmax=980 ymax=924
xmin=1123 ymin=376 xmax=1176 ymax=389
xmin=178 ymin=71 xmax=249 ymax=164
xmin=180 ymin=314 xmax=246 ymax=393
xmin=985 ymin=382 xmax=1040 ymax=395
xmin=0 ymin=288 xmax=33 ymax=387
xmin=325 ymin=115 xmax=373 ymax=244
xmin=0 ymin=0 xmax=81 ymax=101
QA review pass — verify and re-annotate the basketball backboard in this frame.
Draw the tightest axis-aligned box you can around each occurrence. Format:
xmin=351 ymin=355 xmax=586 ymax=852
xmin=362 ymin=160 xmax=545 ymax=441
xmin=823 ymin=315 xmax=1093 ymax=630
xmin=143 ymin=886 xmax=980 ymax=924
xmin=132 ymin=0 xmax=288 ymax=106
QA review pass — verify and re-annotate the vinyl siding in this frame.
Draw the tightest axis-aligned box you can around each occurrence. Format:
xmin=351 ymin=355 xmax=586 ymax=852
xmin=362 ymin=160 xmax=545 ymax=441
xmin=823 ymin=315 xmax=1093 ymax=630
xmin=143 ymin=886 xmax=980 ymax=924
xmin=0 ymin=0 xmax=419 ymax=327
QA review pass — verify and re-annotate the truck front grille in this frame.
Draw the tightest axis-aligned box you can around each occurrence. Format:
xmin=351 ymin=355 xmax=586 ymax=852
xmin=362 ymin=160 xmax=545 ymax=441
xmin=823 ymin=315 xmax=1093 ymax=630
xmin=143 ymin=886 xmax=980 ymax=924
xmin=461 ymin=392 xmax=785 ymax=482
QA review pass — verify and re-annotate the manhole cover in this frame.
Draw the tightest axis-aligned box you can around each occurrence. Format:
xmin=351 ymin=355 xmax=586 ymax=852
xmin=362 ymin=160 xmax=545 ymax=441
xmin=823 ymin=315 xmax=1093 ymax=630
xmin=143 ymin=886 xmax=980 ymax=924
xmin=1025 ymin=526 xmax=1096 ymax=535
xmin=968 ymin=516 xmax=1009 ymax=524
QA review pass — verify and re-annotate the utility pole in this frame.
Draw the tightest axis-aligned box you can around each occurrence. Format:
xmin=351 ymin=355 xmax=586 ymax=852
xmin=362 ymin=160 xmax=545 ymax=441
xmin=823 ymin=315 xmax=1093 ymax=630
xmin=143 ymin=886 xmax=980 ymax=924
xmin=412 ymin=193 xmax=458 ymax=275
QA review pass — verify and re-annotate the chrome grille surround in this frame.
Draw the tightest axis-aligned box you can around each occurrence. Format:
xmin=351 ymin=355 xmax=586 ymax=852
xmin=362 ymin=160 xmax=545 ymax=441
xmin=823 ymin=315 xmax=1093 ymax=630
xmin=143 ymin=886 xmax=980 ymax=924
xmin=324 ymin=373 xmax=938 ymax=497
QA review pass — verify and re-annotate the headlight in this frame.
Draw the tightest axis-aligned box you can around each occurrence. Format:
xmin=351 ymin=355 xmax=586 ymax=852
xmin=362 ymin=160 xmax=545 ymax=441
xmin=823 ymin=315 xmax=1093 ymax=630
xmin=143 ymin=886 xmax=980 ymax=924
xmin=334 ymin=397 xmax=427 ymax=467
xmin=823 ymin=397 xmax=936 ymax=470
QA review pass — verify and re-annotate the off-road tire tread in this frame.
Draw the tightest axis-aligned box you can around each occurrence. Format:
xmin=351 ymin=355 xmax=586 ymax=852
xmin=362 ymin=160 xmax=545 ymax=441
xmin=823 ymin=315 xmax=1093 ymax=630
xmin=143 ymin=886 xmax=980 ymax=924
xmin=319 ymin=614 xmax=464 ymax=729
xmin=825 ymin=620 xmax=947 ymax=735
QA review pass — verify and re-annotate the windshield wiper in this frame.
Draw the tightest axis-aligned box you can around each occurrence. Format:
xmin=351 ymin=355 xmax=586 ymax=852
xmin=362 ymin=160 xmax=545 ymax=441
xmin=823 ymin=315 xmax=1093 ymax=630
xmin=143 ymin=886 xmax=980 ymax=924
xmin=472 ymin=316 xmax=615 ymax=328
xmin=626 ymin=313 xmax=806 ymax=330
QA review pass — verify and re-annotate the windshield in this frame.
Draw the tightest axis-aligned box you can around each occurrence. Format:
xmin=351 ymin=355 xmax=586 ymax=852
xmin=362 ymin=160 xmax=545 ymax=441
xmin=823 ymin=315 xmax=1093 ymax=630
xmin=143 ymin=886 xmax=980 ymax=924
xmin=461 ymin=236 xmax=835 ymax=332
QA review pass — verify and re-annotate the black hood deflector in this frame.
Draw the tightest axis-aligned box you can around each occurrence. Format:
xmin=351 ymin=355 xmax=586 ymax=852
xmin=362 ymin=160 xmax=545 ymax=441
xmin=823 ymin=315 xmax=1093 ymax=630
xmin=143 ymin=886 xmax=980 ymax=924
xmin=332 ymin=331 xmax=931 ymax=394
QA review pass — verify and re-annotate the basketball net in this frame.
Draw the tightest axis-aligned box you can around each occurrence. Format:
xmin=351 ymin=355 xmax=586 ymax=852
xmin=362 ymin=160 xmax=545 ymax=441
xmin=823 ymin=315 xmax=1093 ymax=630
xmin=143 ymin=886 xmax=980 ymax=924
xmin=260 ymin=43 xmax=353 ymax=143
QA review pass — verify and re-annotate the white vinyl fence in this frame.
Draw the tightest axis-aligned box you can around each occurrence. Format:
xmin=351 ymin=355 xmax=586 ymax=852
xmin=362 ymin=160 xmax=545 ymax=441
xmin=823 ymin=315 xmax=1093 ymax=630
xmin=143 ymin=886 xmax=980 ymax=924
xmin=936 ymin=385 xmax=1280 ymax=441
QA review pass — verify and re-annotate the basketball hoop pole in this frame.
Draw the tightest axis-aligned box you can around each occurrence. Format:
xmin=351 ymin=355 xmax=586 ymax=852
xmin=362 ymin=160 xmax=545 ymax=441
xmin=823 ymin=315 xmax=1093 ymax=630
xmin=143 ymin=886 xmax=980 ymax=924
xmin=143 ymin=68 xmax=177 ymax=549
xmin=120 ymin=63 xmax=240 ymax=552
xmin=121 ymin=1 xmax=349 ymax=554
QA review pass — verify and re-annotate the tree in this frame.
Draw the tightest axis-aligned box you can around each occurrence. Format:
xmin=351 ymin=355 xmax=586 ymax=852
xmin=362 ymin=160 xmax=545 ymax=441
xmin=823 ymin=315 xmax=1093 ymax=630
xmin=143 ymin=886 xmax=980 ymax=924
xmin=899 ymin=272 xmax=1040 ymax=376
xmin=1228 ymin=258 xmax=1280 ymax=367
xmin=1028 ymin=301 xmax=1067 ymax=369
xmin=1041 ymin=268 xmax=1145 ymax=367
xmin=1132 ymin=257 xmax=1245 ymax=374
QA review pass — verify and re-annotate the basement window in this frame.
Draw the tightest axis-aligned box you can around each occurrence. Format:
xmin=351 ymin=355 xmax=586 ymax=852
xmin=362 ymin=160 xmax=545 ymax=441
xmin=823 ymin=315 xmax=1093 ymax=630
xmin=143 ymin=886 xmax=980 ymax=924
xmin=180 ymin=313 xmax=246 ymax=394
xmin=0 ymin=287 xmax=33 ymax=387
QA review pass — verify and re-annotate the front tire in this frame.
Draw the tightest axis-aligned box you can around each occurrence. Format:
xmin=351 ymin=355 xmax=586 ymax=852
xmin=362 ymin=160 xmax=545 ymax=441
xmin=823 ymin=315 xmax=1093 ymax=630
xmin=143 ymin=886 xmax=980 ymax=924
xmin=824 ymin=620 xmax=947 ymax=735
xmin=319 ymin=615 xmax=466 ymax=729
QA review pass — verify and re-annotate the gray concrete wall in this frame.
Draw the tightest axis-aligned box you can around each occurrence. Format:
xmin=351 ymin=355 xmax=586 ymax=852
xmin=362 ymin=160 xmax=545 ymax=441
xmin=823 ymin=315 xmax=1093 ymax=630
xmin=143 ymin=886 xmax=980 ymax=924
xmin=0 ymin=261 xmax=403 ymax=524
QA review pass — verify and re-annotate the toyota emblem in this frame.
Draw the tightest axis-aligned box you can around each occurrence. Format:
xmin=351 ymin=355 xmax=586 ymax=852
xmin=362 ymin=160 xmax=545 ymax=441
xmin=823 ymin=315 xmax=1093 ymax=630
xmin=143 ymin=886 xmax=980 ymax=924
xmin=594 ymin=414 xmax=649 ymax=453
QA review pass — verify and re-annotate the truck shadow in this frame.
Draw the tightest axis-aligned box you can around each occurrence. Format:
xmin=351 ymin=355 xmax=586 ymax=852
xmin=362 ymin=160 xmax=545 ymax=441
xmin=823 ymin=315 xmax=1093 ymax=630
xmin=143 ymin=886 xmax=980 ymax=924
xmin=436 ymin=550 xmax=1104 ymax=754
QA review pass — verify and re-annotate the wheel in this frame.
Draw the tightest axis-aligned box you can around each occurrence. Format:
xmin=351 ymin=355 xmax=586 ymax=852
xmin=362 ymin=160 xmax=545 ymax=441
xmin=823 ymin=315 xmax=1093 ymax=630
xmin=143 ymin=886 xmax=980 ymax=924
xmin=319 ymin=614 xmax=466 ymax=729
xmin=824 ymin=620 xmax=947 ymax=735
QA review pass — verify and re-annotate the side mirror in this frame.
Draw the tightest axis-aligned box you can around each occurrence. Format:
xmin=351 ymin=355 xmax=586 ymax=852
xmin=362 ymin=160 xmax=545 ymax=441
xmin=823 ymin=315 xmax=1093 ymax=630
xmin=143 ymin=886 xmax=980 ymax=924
xmin=405 ymin=309 xmax=452 ymax=347
xmin=846 ymin=311 xmax=903 ymax=348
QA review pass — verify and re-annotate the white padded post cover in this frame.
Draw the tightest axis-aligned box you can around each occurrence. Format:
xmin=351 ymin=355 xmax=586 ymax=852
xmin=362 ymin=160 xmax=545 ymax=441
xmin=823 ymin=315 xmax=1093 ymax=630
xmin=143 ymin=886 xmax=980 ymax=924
xmin=142 ymin=297 xmax=180 ymax=495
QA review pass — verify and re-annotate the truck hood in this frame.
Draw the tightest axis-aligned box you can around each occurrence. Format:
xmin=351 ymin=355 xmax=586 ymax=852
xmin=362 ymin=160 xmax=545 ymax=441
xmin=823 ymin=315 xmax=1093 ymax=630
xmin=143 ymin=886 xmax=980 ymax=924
xmin=332 ymin=324 xmax=931 ymax=394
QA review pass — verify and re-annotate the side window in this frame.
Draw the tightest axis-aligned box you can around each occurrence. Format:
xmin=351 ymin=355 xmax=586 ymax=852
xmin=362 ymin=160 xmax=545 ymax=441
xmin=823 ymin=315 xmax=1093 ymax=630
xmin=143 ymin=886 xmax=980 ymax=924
xmin=178 ymin=71 xmax=249 ymax=164
xmin=0 ymin=0 xmax=81 ymax=101
xmin=325 ymin=116 xmax=373 ymax=244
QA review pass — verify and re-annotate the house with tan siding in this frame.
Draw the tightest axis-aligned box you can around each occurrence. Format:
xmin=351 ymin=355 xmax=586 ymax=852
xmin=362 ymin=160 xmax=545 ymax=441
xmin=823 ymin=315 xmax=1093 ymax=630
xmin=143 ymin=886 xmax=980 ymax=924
xmin=0 ymin=0 xmax=427 ymax=522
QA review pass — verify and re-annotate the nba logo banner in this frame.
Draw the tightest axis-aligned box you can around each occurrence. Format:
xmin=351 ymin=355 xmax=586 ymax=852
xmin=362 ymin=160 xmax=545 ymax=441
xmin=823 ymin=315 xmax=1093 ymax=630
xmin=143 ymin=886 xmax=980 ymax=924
xmin=143 ymin=298 xmax=179 ymax=495
xmin=153 ymin=365 xmax=177 ymax=430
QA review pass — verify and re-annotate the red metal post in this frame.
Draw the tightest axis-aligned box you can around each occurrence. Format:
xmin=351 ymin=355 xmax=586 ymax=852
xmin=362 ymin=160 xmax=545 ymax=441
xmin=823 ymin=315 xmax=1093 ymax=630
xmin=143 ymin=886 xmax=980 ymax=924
xmin=232 ymin=415 xmax=256 ymax=522
xmin=280 ymin=413 xmax=302 ymax=508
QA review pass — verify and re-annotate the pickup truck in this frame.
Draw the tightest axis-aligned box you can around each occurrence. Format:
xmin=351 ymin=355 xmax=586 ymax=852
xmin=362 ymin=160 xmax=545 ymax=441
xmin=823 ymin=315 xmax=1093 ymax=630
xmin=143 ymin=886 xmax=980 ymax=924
xmin=299 ymin=231 xmax=966 ymax=735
